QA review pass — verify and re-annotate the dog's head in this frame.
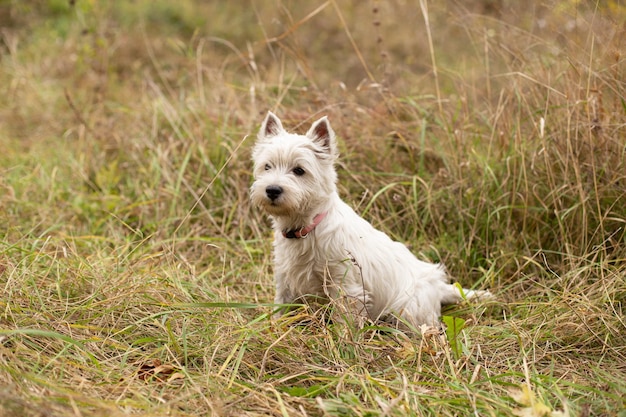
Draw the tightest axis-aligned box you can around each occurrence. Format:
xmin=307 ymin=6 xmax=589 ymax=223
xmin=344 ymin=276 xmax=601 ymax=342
xmin=250 ymin=112 xmax=338 ymax=219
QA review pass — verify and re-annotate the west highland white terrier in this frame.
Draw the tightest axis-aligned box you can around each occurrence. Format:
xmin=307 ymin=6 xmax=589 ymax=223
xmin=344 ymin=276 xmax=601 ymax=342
xmin=251 ymin=112 xmax=491 ymax=328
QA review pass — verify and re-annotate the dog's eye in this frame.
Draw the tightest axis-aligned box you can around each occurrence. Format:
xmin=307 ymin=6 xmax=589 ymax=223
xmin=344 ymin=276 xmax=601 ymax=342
xmin=292 ymin=167 xmax=305 ymax=176
xmin=264 ymin=164 xmax=271 ymax=171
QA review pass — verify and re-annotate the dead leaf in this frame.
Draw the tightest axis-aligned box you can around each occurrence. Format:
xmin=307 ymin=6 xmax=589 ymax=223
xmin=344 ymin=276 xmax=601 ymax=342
xmin=167 ymin=372 xmax=186 ymax=383
xmin=137 ymin=359 xmax=184 ymax=384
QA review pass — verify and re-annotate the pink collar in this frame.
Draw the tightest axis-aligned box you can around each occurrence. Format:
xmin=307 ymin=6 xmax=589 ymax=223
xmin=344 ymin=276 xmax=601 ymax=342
xmin=282 ymin=212 xmax=327 ymax=239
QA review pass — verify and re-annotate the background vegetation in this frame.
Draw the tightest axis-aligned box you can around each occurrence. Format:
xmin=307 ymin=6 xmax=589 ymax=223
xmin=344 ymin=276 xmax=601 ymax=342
xmin=1 ymin=0 xmax=624 ymax=415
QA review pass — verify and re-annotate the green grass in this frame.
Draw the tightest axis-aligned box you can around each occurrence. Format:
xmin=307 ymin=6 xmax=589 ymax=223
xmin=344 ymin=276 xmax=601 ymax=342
xmin=1 ymin=0 xmax=625 ymax=415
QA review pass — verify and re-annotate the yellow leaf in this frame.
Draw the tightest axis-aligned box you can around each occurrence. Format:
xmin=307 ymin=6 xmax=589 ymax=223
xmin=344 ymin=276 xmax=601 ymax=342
xmin=510 ymin=385 xmax=535 ymax=407
xmin=510 ymin=385 xmax=565 ymax=417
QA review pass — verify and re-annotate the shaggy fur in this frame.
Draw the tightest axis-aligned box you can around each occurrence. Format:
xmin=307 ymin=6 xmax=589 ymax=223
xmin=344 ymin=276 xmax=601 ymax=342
xmin=251 ymin=112 xmax=491 ymax=328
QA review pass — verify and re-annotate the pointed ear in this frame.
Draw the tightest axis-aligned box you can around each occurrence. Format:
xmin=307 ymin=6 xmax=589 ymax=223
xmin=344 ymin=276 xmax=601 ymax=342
xmin=306 ymin=116 xmax=335 ymax=153
xmin=259 ymin=111 xmax=285 ymax=139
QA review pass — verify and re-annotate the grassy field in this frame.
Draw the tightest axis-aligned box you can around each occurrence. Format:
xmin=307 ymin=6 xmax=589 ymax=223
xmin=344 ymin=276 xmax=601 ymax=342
xmin=1 ymin=0 xmax=625 ymax=416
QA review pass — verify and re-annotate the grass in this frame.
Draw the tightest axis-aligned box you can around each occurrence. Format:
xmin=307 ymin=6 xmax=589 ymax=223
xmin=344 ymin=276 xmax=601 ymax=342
xmin=1 ymin=0 xmax=625 ymax=415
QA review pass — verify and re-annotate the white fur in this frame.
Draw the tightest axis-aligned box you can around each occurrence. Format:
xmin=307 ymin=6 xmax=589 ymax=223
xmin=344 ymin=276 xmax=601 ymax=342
xmin=251 ymin=112 xmax=491 ymax=328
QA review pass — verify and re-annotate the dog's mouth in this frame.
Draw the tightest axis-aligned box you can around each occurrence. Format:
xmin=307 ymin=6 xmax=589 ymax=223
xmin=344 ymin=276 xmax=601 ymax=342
xmin=260 ymin=199 xmax=286 ymax=214
xmin=263 ymin=196 xmax=282 ymax=207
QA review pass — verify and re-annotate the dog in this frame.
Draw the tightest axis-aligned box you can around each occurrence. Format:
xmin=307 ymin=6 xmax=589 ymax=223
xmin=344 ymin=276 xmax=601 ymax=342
xmin=250 ymin=112 xmax=491 ymax=328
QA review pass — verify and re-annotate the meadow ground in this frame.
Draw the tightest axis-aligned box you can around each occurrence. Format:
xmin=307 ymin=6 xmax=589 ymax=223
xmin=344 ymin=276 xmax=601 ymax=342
xmin=0 ymin=1 xmax=625 ymax=416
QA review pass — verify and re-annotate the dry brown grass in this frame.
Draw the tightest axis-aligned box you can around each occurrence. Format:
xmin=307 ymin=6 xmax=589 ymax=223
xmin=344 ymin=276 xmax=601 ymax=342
xmin=1 ymin=0 xmax=625 ymax=416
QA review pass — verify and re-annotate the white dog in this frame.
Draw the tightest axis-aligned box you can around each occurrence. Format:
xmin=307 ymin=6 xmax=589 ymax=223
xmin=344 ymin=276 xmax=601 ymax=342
xmin=251 ymin=112 xmax=490 ymax=328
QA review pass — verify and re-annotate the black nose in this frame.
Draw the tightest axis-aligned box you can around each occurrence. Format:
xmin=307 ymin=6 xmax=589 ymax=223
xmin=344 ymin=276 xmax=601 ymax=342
xmin=266 ymin=185 xmax=283 ymax=201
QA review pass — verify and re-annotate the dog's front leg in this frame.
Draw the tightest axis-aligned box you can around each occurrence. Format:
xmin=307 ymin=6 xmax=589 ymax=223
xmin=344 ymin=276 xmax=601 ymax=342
xmin=273 ymin=272 xmax=294 ymax=317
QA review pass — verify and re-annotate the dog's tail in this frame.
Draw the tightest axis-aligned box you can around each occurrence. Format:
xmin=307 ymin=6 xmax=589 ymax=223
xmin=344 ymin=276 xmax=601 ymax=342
xmin=460 ymin=288 xmax=493 ymax=301
xmin=442 ymin=284 xmax=493 ymax=305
